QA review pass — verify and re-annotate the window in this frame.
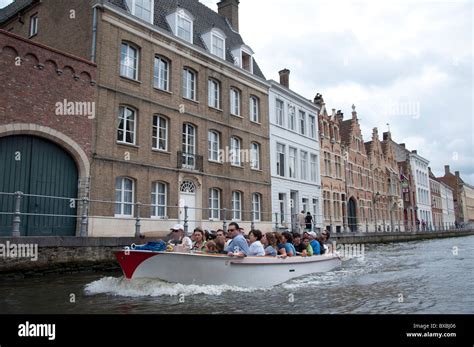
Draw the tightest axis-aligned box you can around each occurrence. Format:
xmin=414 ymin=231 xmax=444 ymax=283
xmin=335 ymin=156 xmax=342 ymax=178
xmin=183 ymin=68 xmax=196 ymax=100
xmin=151 ymin=182 xmax=167 ymax=218
xmin=289 ymin=147 xmax=297 ymax=179
xmin=209 ymin=188 xmax=220 ymax=220
xmin=212 ymin=33 xmax=225 ymax=59
xmin=126 ymin=0 xmax=153 ymax=23
xmin=252 ymin=193 xmax=261 ymax=222
xmin=300 ymin=151 xmax=308 ymax=181
xmin=324 ymin=152 xmax=331 ymax=176
xmin=120 ymin=42 xmax=139 ymax=80
xmin=152 ymin=115 xmax=168 ymax=151
xmin=277 ymin=143 xmax=286 ymax=177
xmin=230 ymin=88 xmax=241 ymax=116
xmin=288 ymin=105 xmax=296 ymax=131
xmin=230 ymin=137 xmax=241 ymax=166
xmin=312 ymin=198 xmax=319 ymax=221
xmin=115 ymin=177 xmax=134 ymax=217
xmin=333 ymin=193 xmax=340 ymax=219
xmin=310 ymin=154 xmax=318 ymax=182
xmin=117 ymin=106 xmax=136 ymax=145
xmin=177 ymin=12 xmax=193 ymax=42
xmin=153 ymin=56 xmax=169 ymax=91
xmin=250 ymin=96 xmax=260 ymax=123
xmin=208 ymin=131 xmax=220 ymax=162
xmin=182 ymin=124 xmax=196 ymax=168
xmin=309 ymin=115 xmax=316 ymax=138
xmin=208 ymin=79 xmax=220 ymax=109
xmin=232 ymin=191 xmax=242 ymax=221
xmin=250 ymin=143 xmax=260 ymax=170
xmin=299 ymin=110 xmax=306 ymax=135
xmin=276 ymin=99 xmax=284 ymax=126
xmin=29 ymin=14 xmax=38 ymax=37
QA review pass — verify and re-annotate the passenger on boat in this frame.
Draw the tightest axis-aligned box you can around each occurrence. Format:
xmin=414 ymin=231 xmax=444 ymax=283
xmin=205 ymin=229 xmax=217 ymax=241
xmin=261 ymin=232 xmax=278 ymax=257
xmin=224 ymin=222 xmax=250 ymax=257
xmin=275 ymin=232 xmax=288 ymax=258
xmin=192 ymin=227 xmax=207 ymax=252
xmin=169 ymin=224 xmax=192 ymax=252
xmin=248 ymin=229 xmax=265 ymax=256
xmin=279 ymin=232 xmax=297 ymax=257
xmin=239 ymin=227 xmax=245 ymax=235
xmin=215 ymin=236 xmax=227 ymax=254
xmin=319 ymin=230 xmax=330 ymax=254
xmin=293 ymin=233 xmax=309 ymax=257
xmin=216 ymin=229 xmax=226 ymax=238
xmin=205 ymin=241 xmax=218 ymax=254
xmin=302 ymin=236 xmax=314 ymax=256
xmin=305 ymin=231 xmax=321 ymax=255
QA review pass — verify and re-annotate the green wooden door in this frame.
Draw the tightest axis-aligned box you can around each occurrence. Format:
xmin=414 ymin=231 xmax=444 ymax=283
xmin=0 ymin=136 xmax=78 ymax=236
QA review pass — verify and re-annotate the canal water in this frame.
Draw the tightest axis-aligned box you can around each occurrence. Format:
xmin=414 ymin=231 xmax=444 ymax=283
xmin=1 ymin=236 xmax=473 ymax=314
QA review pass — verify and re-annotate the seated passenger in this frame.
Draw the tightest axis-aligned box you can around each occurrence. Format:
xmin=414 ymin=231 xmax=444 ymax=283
xmin=261 ymin=232 xmax=278 ymax=257
xmin=216 ymin=229 xmax=226 ymax=238
xmin=215 ymin=236 xmax=227 ymax=254
xmin=302 ymin=236 xmax=314 ymax=256
xmin=191 ymin=228 xmax=207 ymax=252
xmin=275 ymin=232 xmax=288 ymax=258
xmin=224 ymin=222 xmax=250 ymax=257
xmin=279 ymin=231 xmax=297 ymax=257
xmin=248 ymin=229 xmax=265 ymax=256
xmin=307 ymin=231 xmax=321 ymax=255
xmin=169 ymin=224 xmax=192 ymax=252
xmin=293 ymin=233 xmax=308 ymax=257
xmin=205 ymin=241 xmax=218 ymax=254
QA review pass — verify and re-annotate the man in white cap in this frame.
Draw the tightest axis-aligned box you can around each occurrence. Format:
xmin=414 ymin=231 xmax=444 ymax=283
xmin=305 ymin=231 xmax=321 ymax=255
xmin=169 ymin=224 xmax=192 ymax=252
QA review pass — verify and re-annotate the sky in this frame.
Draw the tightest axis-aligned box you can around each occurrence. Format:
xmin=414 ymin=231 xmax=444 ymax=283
xmin=1 ymin=0 xmax=473 ymax=184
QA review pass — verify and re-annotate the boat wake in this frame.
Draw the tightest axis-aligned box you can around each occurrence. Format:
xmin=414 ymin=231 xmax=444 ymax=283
xmin=84 ymin=277 xmax=268 ymax=297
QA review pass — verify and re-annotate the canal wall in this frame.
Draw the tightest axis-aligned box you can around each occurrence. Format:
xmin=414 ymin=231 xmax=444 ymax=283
xmin=1 ymin=231 xmax=473 ymax=277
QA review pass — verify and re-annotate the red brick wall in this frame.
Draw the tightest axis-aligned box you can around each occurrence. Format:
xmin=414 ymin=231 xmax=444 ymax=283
xmin=0 ymin=30 xmax=96 ymax=158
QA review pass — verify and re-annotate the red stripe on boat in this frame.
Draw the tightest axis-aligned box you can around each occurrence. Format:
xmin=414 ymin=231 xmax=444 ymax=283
xmin=115 ymin=251 xmax=158 ymax=279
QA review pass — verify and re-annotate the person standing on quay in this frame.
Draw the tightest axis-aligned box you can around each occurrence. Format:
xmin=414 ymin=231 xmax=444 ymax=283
xmin=298 ymin=210 xmax=306 ymax=234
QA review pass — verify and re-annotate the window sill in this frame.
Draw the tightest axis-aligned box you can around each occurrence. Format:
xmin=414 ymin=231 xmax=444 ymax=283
xmin=231 ymin=114 xmax=244 ymax=119
xmin=209 ymin=160 xmax=223 ymax=165
xmin=152 ymin=149 xmax=171 ymax=155
xmin=183 ymin=97 xmax=199 ymax=104
xmin=208 ymin=106 xmax=223 ymax=112
xmin=117 ymin=142 xmax=140 ymax=149
xmin=250 ymin=120 xmax=261 ymax=125
xmin=120 ymin=76 xmax=142 ymax=85
xmin=251 ymin=168 xmax=262 ymax=172
xmin=153 ymin=87 xmax=172 ymax=95
xmin=29 ymin=33 xmax=37 ymax=39
xmin=231 ymin=164 xmax=244 ymax=169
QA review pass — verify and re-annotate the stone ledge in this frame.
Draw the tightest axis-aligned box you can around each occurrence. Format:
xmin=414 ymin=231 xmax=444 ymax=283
xmin=0 ymin=237 xmax=146 ymax=247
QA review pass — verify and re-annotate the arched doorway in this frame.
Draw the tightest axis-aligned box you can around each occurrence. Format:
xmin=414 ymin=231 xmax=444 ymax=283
xmin=348 ymin=197 xmax=357 ymax=232
xmin=0 ymin=135 xmax=78 ymax=236
xmin=179 ymin=180 xmax=197 ymax=233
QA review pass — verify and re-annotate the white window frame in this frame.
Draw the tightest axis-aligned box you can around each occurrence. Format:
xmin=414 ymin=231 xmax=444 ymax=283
xmin=250 ymin=143 xmax=260 ymax=170
xmin=151 ymin=181 xmax=167 ymax=218
xmin=310 ymin=154 xmax=318 ymax=182
xmin=276 ymin=99 xmax=284 ymax=126
xmin=120 ymin=42 xmax=139 ymax=80
xmin=288 ymin=105 xmax=296 ymax=131
xmin=211 ymin=32 xmax=226 ymax=59
xmin=230 ymin=137 xmax=241 ymax=167
xmin=117 ymin=106 xmax=137 ymax=145
xmin=309 ymin=115 xmax=316 ymax=138
xmin=183 ymin=68 xmax=196 ymax=100
xmin=232 ymin=191 xmax=242 ymax=221
xmin=115 ymin=177 xmax=134 ymax=217
xmin=29 ymin=14 xmax=38 ymax=37
xmin=208 ymin=131 xmax=220 ymax=162
xmin=289 ymin=147 xmax=297 ymax=179
xmin=126 ymin=0 xmax=154 ymax=23
xmin=277 ymin=143 xmax=286 ymax=177
xmin=152 ymin=115 xmax=168 ymax=151
xmin=209 ymin=188 xmax=221 ymax=220
xmin=300 ymin=151 xmax=308 ymax=181
xmin=230 ymin=88 xmax=241 ymax=116
xmin=208 ymin=79 xmax=220 ymax=109
xmin=252 ymin=193 xmax=261 ymax=222
xmin=153 ymin=55 xmax=169 ymax=91
xmin=250 ymin=96 xmax=260 ymax=123
xmin=299 ymin=110 xmax=306 ymax=135
xmin=177 ymin=11 xmax=193 ymax=43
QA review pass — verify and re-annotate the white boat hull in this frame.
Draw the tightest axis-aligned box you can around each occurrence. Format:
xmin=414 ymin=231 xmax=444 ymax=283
xmin=116 ymin=251 xmax=342 ymax=288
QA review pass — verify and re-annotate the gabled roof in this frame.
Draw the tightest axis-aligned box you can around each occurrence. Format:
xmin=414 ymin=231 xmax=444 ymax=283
xmin=107 ymin=0 xmax=266 ymax=79
xmin=340 ymin=119 xmax=353 ymax=146
xmin=0 ymin=0 xmax=37 ymax=24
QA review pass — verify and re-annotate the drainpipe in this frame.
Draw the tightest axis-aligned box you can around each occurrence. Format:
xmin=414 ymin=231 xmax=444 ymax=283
xmin=91 ymin=4 xmax=100 ymax=62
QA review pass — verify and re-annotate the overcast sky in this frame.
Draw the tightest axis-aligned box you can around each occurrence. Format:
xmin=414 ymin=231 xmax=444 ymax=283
xmin=1 ymin=0 xmax=473 ymax=184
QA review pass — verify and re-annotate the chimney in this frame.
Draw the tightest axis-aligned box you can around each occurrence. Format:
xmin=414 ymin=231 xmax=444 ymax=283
xmin=383 ymin=131 xmax=391 ymax=141
xmin=445 ymin=165 xmax=450 ymax=175
xmin=217 ymin=0 xmax=240 ymax=32
xmin=412 ymin=150 xmax=418 ymax=154
xmin=455 ymin=171 xmax=460 ymax=178
xmin=279 ymin=69 xmax=290 ymax=88
xmin=400 ymin=143 xmax=406 ymax=149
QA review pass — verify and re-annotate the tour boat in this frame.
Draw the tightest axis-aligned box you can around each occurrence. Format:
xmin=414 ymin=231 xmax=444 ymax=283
xmin=115 ymin=250 xmax=342 ymax=288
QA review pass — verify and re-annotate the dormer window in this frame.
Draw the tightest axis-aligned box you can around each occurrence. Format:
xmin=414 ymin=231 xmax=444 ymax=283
xmin=202 ymin=28 xmax=226 ymax=60
xmin=232 ymin=45 xmax=254 ymax=73
xmin=167 ymin=9 xmax=194 ymax=44
xmin=126 ymin=0 xmax=154 ymax=24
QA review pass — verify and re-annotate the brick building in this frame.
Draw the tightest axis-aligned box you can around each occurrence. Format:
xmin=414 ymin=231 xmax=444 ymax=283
xmin=429 ymin=168 xmax=443 ymax=229
xmin=0 ymin=29 xmax=96 ymax=236
xmin=315 ymin=94 xmax=345 ymax=233
xmin=1 ymin=0 xmax=272 ymax=236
